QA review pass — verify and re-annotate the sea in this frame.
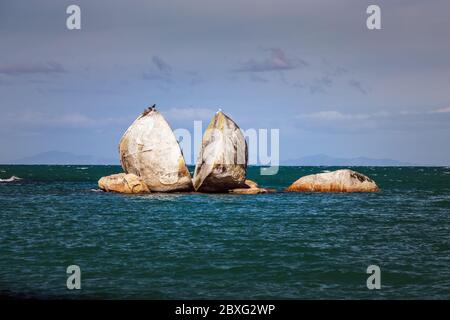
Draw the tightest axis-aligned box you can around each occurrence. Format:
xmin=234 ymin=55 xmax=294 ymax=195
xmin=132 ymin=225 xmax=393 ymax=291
xmin=0 ymin=165 xmax=449 ymax=299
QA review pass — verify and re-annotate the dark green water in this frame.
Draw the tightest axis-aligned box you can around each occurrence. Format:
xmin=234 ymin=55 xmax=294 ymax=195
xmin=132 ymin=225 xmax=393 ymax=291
xmin=0 ymin=165 xmax=449 ymax=299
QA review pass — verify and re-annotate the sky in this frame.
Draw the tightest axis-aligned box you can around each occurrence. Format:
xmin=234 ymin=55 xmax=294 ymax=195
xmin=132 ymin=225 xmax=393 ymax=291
xmin=0 ymin=0 xmax=449 ymax=165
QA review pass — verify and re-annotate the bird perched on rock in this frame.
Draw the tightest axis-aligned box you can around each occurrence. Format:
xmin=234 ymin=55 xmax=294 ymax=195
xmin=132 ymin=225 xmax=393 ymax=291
xmin=142 ymin=104 xmax=156 ymax=116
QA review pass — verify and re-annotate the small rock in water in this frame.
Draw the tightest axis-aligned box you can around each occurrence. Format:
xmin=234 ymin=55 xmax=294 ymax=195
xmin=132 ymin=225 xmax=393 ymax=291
xmin=0 ymin=176 xmax=22 ymax=182
xmin=285 ymin=169 xmax=379 ymax=192
xmin=229 ymin=179 xmax=276 ymax=194
xmin=98 ymin=173 xmax=150 ymax=194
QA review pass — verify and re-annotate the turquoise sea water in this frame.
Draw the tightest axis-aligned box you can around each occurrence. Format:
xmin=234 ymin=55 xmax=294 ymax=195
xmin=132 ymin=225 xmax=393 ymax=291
xmin=0 ymin=165 xmax=449 ymax=299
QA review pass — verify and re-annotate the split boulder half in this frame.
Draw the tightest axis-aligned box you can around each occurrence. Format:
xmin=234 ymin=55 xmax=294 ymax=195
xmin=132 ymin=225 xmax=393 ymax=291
xmin=285 ymin=169 xmax=379 ymax=193
xmin=119 ymin=108 xmax=193 ymax=192
xmin=192 ymin=111 xmax=248 ymax=192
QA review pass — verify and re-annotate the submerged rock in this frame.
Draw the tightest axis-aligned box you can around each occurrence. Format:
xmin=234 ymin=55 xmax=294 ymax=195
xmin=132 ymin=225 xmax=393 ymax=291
xmin=119 ymin=108 xmax=193 ymax=192
xmin=192 ymin=111 xmax=248 ymax=192
xmin=229 ymin=179 xmax=276 ymax=194
xmin=98 ymin=173 xmax=150 ymax=194
xmin=285 ymin=169 xmax=379 ymax=193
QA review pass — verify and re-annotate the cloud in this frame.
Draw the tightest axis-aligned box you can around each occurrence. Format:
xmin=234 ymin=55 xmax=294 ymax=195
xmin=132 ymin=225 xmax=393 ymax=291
xmin=0 ymin=110 xmax=129 ymax=130
xmin=152 ymin=55 xmax=172 ymax=74
xmin=322 ymin=61 xmax=348 ymax=78
xmin=235 ymin=48 xmax=307 ymax=73
xmin=348 ymin=79 xmax=367 ymax=94
xmin=143 ymin=55 xmax=173 ymax=83
xmin=294 ymin=76 xmax=333 ymax=94
xmin=164 ymin=107 xmax=216 ymax=122
xmin=142 ymin=56 xmax=206 ymax=88
xmin=297 ymin=110 xmax=375 ymax=121
xmin=249 ymin=73 xmax=269 ymax=83
xmin=295 ymin=109 xmax=450 ymax=133
xmin=433 ymin=107 xmax=450 ymax=114
xmin=0 ymin=62 xmax=66 ymax=76
xmin=185 ymin=71 xmax=204 ymax=86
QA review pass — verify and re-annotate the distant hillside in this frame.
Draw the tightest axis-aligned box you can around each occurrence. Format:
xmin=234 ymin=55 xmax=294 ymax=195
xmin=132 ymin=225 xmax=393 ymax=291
xmin=4 ymin=151 xmax=414 ymax=166
xmin=7 ymin=151 xmax=119 ymax=165
xmin=282 ymin=154 xmax=413 ymax=166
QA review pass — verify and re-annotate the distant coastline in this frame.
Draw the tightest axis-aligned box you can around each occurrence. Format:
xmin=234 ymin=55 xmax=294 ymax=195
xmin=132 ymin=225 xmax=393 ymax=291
xmin=1 ymin=150 xmax=446 ymax=166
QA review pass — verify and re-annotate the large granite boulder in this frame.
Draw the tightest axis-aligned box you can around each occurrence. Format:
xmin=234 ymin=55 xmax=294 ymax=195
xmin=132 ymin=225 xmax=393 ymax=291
xmin=192 ymin=111 xmax=248 ymax=192
xmin=119 ymin=107 xmax=193 ymax=192
xmin=285 ymin=169 xmax=379 ymax=192
xmin=98 ymin=173 xmax=150 ymax=194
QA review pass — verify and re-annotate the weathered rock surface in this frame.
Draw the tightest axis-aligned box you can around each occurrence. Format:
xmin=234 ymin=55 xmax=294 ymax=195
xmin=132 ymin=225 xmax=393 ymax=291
xmin=229 ymin=187 xmax=276 ymax=194
xmin=244 ymin=179 xmax=258 ymax=188
xmin=229 ymin=179 xmax=276 ymax=194
xmin=119 ymin=108 xmax=193 ymax=192
xmin=285 ymin=169 xmax=379 ymax=192
xmin=192 ymin=111 xmax=248 ymax=192
xmin=98 ymin=173 xmax=150 ymax=194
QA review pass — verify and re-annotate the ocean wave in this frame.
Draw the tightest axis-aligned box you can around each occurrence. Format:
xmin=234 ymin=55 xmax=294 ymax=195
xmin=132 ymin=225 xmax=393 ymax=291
xmin=0 ymin=176 xmax=22 ymax=182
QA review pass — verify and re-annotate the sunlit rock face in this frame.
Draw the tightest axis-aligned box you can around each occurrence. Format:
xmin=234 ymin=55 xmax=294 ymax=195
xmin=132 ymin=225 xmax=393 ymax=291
xmin=285 ymin=169 xmax=379 ymax=193
xmin=119 ymin=109 xmax=193 ymax=192
xmin=98 ymin=173 xmax=149 ymax=194
xmin=192 ymin=111 xmax=248 ymax=192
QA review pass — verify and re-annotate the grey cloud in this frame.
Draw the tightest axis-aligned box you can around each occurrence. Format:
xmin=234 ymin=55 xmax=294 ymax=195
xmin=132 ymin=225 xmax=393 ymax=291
xmin=143 ymin=55 xmax=173 ymax=83
xmin=186 ymin=71 xmax=203 ymax=86
xmin=295 ymin=108 xmax=450 ymax=133
xmin=152 ymin=56 xmax=172 ymax=74
xmin=348 ymin=79 xmax=367 ymax=95
xmin=235 ymin=48 xmax=307 ymax=73
xmin=0 ymin=62 xmax=66 ymax=76
xmin=249 ymin=73 xmax=269 ymax=83
xmin=294 ymin=76 xmax=333 ymax=94
xmin=143 ymin=57 xmax=205 ymax=87
xmin=0 ymin=110 xmax=130 ymax=131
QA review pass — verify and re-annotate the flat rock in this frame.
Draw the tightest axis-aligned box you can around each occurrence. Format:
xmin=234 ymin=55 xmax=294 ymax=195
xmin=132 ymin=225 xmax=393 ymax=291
xmin=98 ymin=173 xmax=150 ymax=194
xmin=119 ymin=108 xmax=193 ymax=192
xmin=229 ymin=187 xmax=276 ymax=194
xmin=244 ymin=179 xmax=259 ymax=188
xmin=229 ymin=179 xmax=276 ymax=194
xmin=285 ymin=169 xmax=379 ymax=193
